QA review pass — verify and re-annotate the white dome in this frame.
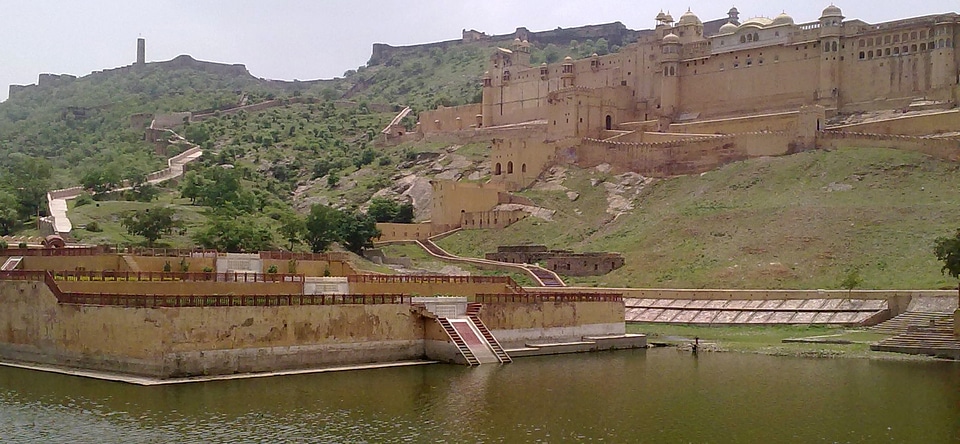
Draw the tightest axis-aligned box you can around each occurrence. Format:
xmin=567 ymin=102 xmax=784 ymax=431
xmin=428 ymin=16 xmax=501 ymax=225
xmin=678 ymin=9 xmax=701 ymax=26
xmin=821 ymin=4 xmax=843 ymax=18
xmin=741 ymin=17 xmax=773 ymax=27
xmin=772 ymin=12 xmax=794 ymax=26
xmin=662 ymin=33 xmax=680 ymax=44
xmin=719 ymin=22 xmax=738 ymax=34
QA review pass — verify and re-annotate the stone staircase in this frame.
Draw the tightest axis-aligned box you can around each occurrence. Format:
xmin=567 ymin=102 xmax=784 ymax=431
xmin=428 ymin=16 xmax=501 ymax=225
xmin=437 ymin=317 xmax=480 ymax=365
xmin=1 ymin=257 xmax=22 ymax=271
xmin=466 ymin=303 xmax=512 ymax=363
xmin=870 ymin=311 xmax=953 ymax=335
xmin=871 ymin=317 xmax=960 ymax=359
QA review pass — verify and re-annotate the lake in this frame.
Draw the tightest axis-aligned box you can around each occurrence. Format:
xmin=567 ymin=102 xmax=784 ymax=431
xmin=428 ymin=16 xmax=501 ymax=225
xmin=0 ymin=348 xmax=957 ymax=443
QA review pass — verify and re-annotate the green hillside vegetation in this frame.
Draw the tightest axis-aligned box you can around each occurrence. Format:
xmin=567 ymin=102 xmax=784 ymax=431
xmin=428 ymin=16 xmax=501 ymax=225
xmin=2 ymin=36 xmax=960 ymax=289
xmin=333 ymin=37 xmax=624 ymax=113
xmin=436 ymin=147 xmax=960 ymax=290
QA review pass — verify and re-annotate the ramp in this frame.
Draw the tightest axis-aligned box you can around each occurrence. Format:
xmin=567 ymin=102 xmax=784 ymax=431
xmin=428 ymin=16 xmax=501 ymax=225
xmin=1 ymin=257 xmax=22 ymax=271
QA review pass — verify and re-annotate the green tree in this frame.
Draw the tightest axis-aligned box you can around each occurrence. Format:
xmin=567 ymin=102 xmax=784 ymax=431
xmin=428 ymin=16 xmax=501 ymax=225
xmin=193 ymin=215 xmax=273 ymax=253
xmin=394 ymin=202 xmax=415 ymax=223
xmin=179 ymin=171 xmax=205 ymax=204
xmin=839 ymin=268 xmax=862 ymax=294
xmin=120 ymin=207 xmax=183 ymax=246
xmin=81 ymin=166 xmax=122 ymax=194
xmin=304 ymin=204 xmax=344 ymax=253
xmin=339 ymin=213 xmax=380 ymax=254
xmin=367 ymin=197 xmax=400 ymax=223
xmin=0 ymin=190 xmax=20 ymax=235
xmin=3 ymin=154 xmax=51 ymax=218
xmin=934 ymin=229 xmax=960 ymax=295
xmin=279 ymin=212 xmax=305 ymax=250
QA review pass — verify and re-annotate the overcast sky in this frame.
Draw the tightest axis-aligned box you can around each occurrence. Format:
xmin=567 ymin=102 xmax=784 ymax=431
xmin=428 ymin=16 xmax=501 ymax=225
xmin=1 ymin=1 xmax=957 ymax=102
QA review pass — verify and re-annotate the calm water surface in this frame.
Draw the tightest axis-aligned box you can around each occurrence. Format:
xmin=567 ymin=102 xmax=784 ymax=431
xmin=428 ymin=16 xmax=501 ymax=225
xmin=0 ymin=349 xmax=957 ymax=443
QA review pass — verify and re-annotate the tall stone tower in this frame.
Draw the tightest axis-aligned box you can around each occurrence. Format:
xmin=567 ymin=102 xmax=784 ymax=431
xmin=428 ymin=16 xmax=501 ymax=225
xmin=481 ymin=71 xmax=494 ymax=127
xmin=659 ymin=33 xmax=681 ymax=117
xmin=137 ymin=38 xmax=146 ymax=65
xmin=817 ymin=5 xmax=843 ymax=108
xmin=930 ymin=23 xmax=957 ymax=88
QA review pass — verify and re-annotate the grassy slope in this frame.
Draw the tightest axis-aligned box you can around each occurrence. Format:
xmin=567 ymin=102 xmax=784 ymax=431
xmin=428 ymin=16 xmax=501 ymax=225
xmin=437 ymin=147 xmax=960 ymax=290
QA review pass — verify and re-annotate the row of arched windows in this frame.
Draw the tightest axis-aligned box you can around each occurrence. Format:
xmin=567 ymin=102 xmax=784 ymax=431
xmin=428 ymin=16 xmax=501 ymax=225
xmin=493 ymin=162 xmax=527 ymax=175
xmin=858 ymin=39 xmax=952 ymax=60
xmin=739 ymin=32 xmax=760 ymax=44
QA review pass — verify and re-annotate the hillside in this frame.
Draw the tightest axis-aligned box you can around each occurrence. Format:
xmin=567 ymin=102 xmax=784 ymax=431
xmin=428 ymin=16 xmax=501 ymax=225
xmin=2 ymin=36 xmax=960 ymax=290
xmin=435 ymin=147 xmax=960 ymax=290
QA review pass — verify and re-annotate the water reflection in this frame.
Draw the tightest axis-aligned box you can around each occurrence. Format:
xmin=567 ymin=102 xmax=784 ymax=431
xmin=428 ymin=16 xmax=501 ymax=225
xmin=0 ymin=349 xmax=957 ymax=443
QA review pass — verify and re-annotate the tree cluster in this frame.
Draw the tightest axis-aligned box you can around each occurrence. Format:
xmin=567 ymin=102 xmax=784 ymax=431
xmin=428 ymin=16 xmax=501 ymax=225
xmin=284 ymin=204 xmax=381 ymax=255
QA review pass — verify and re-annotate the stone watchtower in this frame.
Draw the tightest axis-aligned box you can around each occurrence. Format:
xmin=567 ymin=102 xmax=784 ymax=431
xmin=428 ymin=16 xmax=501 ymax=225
xmin=511 ymin=38 xmax=531 ymax=68
xmin=817 ymin=5 xmax=843 ymax=107
xmin=659 ymin=33 xmax=681 ymax=118
xmin=560 ymin=56 xmax=576 ymax=88
xmin=136 ymin=38 xmax=146 ymax=65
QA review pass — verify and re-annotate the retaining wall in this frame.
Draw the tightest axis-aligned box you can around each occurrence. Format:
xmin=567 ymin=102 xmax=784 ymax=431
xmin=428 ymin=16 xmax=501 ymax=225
xmin=0 ymin=280 xmax=423 ymax=378
xmin=479 ymin=300 xmax=624 ymax=347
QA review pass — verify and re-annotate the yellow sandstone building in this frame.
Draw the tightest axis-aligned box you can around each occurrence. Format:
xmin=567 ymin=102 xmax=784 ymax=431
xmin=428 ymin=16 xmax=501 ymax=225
xmin=479 ymin=5 xmax=958 ymax=130
xmin=414 ymin=5 xmax=960 ymax=192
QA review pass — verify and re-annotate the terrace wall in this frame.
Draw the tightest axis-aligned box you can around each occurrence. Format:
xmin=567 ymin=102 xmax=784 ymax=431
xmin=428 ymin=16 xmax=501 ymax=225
xmin=0 ymin=279 xmax=421 ymax=378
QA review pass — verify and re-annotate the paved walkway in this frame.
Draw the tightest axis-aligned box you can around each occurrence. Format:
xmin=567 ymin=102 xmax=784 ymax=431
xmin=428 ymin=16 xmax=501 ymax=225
xmin=415 ymin=237 xmax=565 ymax=287
xmin=44 ymin=131 xmax=202 ymax=236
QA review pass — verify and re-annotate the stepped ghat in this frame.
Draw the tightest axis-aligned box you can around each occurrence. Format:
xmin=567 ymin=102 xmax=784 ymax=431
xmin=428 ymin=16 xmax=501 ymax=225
xmin=0 ymin=248 xmax=637 ymax=381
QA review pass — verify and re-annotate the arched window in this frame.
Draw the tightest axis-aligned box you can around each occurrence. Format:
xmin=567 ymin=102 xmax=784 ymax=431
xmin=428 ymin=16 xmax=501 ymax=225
xmin=948 ymin=38 xmax=953 ymax=48
xmin=859 ymin=51 xmax=865 ymax=59
xmin=507 ymin=161 xmax=513 ymax=174
xmin=753 ymin=32 xmax=759 ymax=42
xmin=740 ymin=35 xmax=746 ymax=43
xmin=503 ymin=70 xmax=511 ymax=81
xmin=920 ymin=43 xmax=927 ymax=51
xmin=911 ymin=44 xmax=917 ymax=52
xmin=494 ymin=163 xmax=502 ymax=175
xmin=747 ymin=34 xmax=753 ymax=42
xmin=885 ymin=48 xmax=891 ymax=56
xmin=605 ymin=115 xmax=612 ymax=130
xmin=831 ymin=41 xmax=838 ymax=52
xmin=868 ymin=50 xmax=874 ymax=58
xmin=893 ymin=47 xmax=899 ymax=55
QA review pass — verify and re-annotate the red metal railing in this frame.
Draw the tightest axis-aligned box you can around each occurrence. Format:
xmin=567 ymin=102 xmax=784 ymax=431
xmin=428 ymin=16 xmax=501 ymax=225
xmin=0 ymin=247 xmax=102 ymax=257
xmin=259 ymin=251 xmax=347 ymax=261
xmin=474 ymin=292 xmax=623 ymax=303
xmin=0 ymin=270 xmax=47 ymax=280
xmin=348 ymin=274 xmax=518 ymax=285
xmin=49 ymin=270 xmax=305 ymax=283
xmin=56 ymin=293 xmax=408 ymax=307
xmin=0 ymin=270 xmax=406 ymax=307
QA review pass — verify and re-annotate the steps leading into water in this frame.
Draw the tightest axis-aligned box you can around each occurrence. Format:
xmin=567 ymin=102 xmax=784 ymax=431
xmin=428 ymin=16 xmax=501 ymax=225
xmin=466 ymin=303 xmax=511 ymax=363
xmin=871 ymin=317 xmax=960 ymax=359
xmin=870 ymin=311 xmax=953 ymax=334
xmin=1 ymin=257 xmax=22 ymax=271
xmin=437 ymin=317 xmax=480 ymax=365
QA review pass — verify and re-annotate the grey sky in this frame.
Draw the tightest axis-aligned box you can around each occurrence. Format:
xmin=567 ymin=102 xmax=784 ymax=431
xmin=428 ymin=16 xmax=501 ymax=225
xmin=1 ymin=1 xmax=957 ymax=102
